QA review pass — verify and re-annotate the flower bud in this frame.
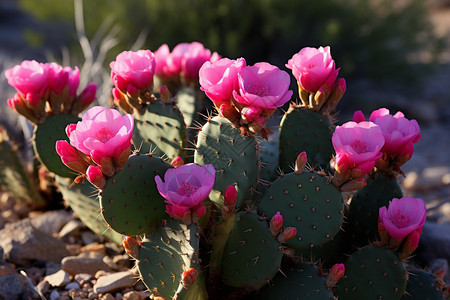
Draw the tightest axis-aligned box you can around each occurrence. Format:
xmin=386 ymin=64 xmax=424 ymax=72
xmin=122 ymin=236 xmax=142 ymax=260
xmin=326 ymin=263 xmax=345 ymax=289
xmin=398 ymin=229 xmax=421 ymax=260
xmin=294 ymin=152 xmax=307 ymax=175
xmin=55 ymin=140 xmax=90 ymax=174
xmin=166 ymin=204 xmax=192 ymax=224
xmin=269 ymin=211 xmax=283 ymax=236
xmin=181 ymin=268 xmax=198 ymax=287
xmin=193 ymin=203 xmax=206 ymax=221
xmin=277 ymin=227 xmax=297 ymax=243
xmin=160 ymin=85 xmax=171 ymax=104
xmin=352 ymin=110 xmax=366 ymax=123
xmin=7 ymin=95 xmax=39 ymax=124
xmin=79 ymin=83 xmax=97 ymax=109
xmin=224 ymin=185 xmax=237 ymax=208
xmin=90 ymin=151 xmax=115 ymax=177
xmin=171 ymin=156 xmax=184 ymax=168
xmin=85 ymin=165 xmax=106 ymax=189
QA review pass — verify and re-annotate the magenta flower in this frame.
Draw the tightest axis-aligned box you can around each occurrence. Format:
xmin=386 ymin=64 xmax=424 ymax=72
xmin=199 ymin=57 xmax=246 ymax=105
xmin=154 ymin=44 xmax=172 ymax=78
xmin=155 ymin=163 xmax=215 ymax=222
xmin=110 ymin=50 xmax=156 ymax=94
xmin=232 ymin=62 xmax=293 ymax=109
xmin=47 ymin=63 xmax=80 ymax=98
xmin=369 ymin=108 xmax=421 ymax=160
xmin=5 ymin=60 xmax=51 ymax=106
xmin=67 ymin=106 xmax=133 ymax=175
xmin=378 ymin=197 xmax=426 ymax=240
xmin=286 ymin=46 xmax=339 ymax=92
xmin=181 ymin=42 xmax=212 ymax=81
xmin=55 ymin=140 xmax=90 ymax=175
xmin=332 ymin=121 xmax=385 ymax=176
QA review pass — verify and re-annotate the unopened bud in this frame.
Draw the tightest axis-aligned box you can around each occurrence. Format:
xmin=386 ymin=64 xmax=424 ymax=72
xmin=166 ymin=204 xmax=192 ymax=225
xmin=269 ymin=211 xmax=283 ymax=236
xmin=224 ymin=185 xmax=237 ymax=209
xmin=193 ymin=203 xmax=206 ymax=222
xmin=326 ymin=263 xmax=345 ymax=289
xmin=122 ymin=236 xmax=142 ymax=260
xmin=181 ymin=268 xmax=198 ymax=287
xmin=277 ymin=227 xmax=297 ymax=243
xmin=398 ymin=229 xmax=421 ymax=260
xmin=79 ymin=83 xmax=97 ymax=109
xmin=294 ymin=152 xmax=307 ymax=175
xmin=352 ymin=110 xmax=366 ymax=123
xmin=160 ymin=85 xmax=171 ymax=104
xmin=55 ymin=140 xmax=90 ymax=174
xmin=171 ymin=156 xmax=184 ymax=168
xmin=85 ymin=165 xmax=106 ymax=189
xmin=91 ymin=150 xmax=115 ymax=177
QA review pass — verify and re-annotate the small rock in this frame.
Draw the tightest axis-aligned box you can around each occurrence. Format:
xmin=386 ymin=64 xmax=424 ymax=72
xmin=0 ymin=219 xmax=69 ymax=265
xmin=113 ymin=254 xmax=132 ymax=269
xmin=46 ymin=261 xmax=62 ymax=276
xmin=81 ymin=243 xmax=108 ymax=256
xmin=123 ymin=291 xmax=150 ymax=300
xmin=89 ymin=292 xmax=99 ymax=300
xmin=101 ymin=293 xmax=115 ymax=300
xmin=93 ymin=271 xmax=137 ymax=294
xmin=62 ymin=256 xmax=112 ymax=276
xmin=0 ymin=270 xmax=24 ymax=299
xmin=45 ymin=269 xmax=71 ymax=287
xmin=74 ymin=273 xmax=93 ymax=285
xmin=66 ymin=281 xmax=81 ymax=290
xmin=82 ymin=231 xmax=100 ymax=245
xmin=29 ymin=210 xmax=72 ymax=236
xmin=58 ymin=219 xmax=84 ymax=238
xmin=36 ymin=280 xmax=50 ymax=295
xmin=95 ymin=270 xmax=110 ymax=279
xmin=49 ymin=290 xmax=60 ymax=300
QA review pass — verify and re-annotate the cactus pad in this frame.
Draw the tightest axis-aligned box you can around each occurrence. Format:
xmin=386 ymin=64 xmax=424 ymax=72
xmin=33 ymin=114 xmax=80 ymax=178
xmin=337 ymin=245 xmax=408 ymax=299
xmin=100 ymin=153 xmax=172 ymax=236
xmin=195 ymin=116 xmax=258 ymax=208
xmin=259 ymin=171 xmax=343 ymax=251
xmin=401 ymin=268 xmax=443 ymax=300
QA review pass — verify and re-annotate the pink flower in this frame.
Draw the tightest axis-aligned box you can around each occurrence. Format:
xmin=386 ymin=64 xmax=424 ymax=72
xmin=47 ymin=63 xmax=80 ymax=98
xmin=5 ymin=60 xmax=51 ymax=106
xmin=286 ymin=46 xmax=339 ymax=92
xmin=155 ymin=163 xmax=215 ymax=208
xmin=55 ymin=140 xmax=90 ymax=174
xmin=233 ymin=62 xmax=293 ymax=109
xmin=369 ymin=108 xmax=421 ymax=160
xmin=181 ymin=42 xmax=212 ymax=81
xmin=332 ymin=121 xmax=385 ymax=176
xmin=199 ymin=57 xmax=246 ymax=104
xmin=378 ymin=197 xmax=426 ymax=240
xmin=154 ymin=44 xmax=172 ymax=78
xmin=110 ymin=50 xmax=156 ymax=93
xmin=67 ymin=106 xmax=134 ymax=175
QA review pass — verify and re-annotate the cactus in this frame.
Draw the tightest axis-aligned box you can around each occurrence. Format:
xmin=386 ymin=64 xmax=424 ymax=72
xmin=279 ymin=105 xmax=334 ymax=172
xmin=194 ymin=116 xmax=259 ymax=208
xmin=99 ymin=153 xmax=173 ymax=236
xmin=337 ymin=245 xmax=408 ymax=300
xmin=401 ymin=268 xmax=444 ymax=300
xmin=258 ymin=170 xmax=344 ymax=252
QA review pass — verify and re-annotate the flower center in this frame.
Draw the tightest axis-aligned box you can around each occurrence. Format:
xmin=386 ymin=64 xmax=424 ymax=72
xmin=391 ymin=209 xmax=410 ymax=228
xmin=96 ymin=127 xmax=114 ymax=143
xmin=248 ymin=82 xmax=270 ymax=97
xmin=177 ymin=181 xmax=199 ymax=196
xmin=350 ymin=139 xmax=368 ymax=154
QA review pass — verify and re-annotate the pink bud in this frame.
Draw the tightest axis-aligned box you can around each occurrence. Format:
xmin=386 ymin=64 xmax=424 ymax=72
xmin=65 ymin=124 xmax=77 ymax=138
xmin=398 ymin=229 xmax=421 ymax=260
xmin=241 ymin=106 xmax=263 ymax=123
xmin=294 ymin=152 xmax=307 ymax=175
xmin=7 ymin=94 xmax=39 ymax=124
xmin=277 ymin=227 xmax=297 ymax=243
xmin=352 ymin=110 xmax=366 ymax=123
xmin=79 ymin=83 xmax=97 ymax=109
xmin=269 ymin=211 xmax=283 ymax=236
xmin=181 ymin=268 xmax=198 ymax=287
xmin=224 ymin=185 xmax=237 ymax=208
xmin=167 ymin=204 xmax=192 ymax=224
xmin=326 ymin=263 xmax=345 ymax=288
xmin=85 ymin=165 xmax=106 ymax=189
xmin=55 ymin=140 xmax=89 ymax=174
xmin=90 ymin=150 xmax=115 ymax=177
xmin=193 ymin=203 xmax=206 ymax=220
xmin=171 ymin=156 xmax=184 ymax=168
xmin=160 ymin=85 xmax=171 ymax=103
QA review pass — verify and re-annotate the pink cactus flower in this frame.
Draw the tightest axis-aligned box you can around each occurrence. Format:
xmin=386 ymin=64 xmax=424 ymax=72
xmin=233 ymin=62 xmax=293 ymax=109
xmin=78 ymin=83 xmax=97 ymax=109
xmin=110 ymin=50 xmax=156 ymax=93
xmin=55 ymin=140 xmax=90 ymax=174
xmin=47 ymin=63 xmax=80 ymax=98
xmin=67 ymin=106 xmax=134 ymax=174
xmin=378 ymin=197 xmax=426 ymax=240
xmin=332 ymin=121 xmax=385 ymax=176
xmin=286 ymin=46 xmax=340 ymax=92
xmin=154 ymin=44 xmax=172 ymax=78
xmin=155 ymin=163 xmax=215 ymax=222
xmin=199 ymin=57 xmax=246 ymax=104
xmin=181 ymin=42 xmax=212 ymax=81
xmin=369 ymin=108 xmax=421 ymax=160
xmin=5 ymin=60 xmax=51 ymax=106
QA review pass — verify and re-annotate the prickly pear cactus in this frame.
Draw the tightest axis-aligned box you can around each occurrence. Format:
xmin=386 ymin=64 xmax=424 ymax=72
xmin=100 ymin=153 xmax=173 ymax=236
xmin=132 ymin=101 xmax=186 ymax=161
xmin=33 ymin=114 xmax=80 ymax=178
xmin=279 ymin=106 xmax=334 ymax=172
xmin=137 ymin=219 xmax=204 ymax=299
xmin=401 ymin=268 xmax=443 ymax=300
xmin=346 ymin=173 xmax=403 ymax=247
xmin=259 ymin=261 xmax=334 ymax=300
xmin=337 ymin=245 xmax=408 ymax=300
xmin=195 ymin=116 xmax=259 ymax=208
xmin=56 ymin=176 xmax=123 ymax=244
xmin=221 ymin=211 xmax=283 ymax=290
xmin=258 ymin=170 xmax=343 ymax=251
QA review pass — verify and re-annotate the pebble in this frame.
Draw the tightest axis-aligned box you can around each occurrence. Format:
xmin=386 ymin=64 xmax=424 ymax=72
xmin=65 ymin=281 xmax=81 ymax=290
xmin=58 ymin=219 xmax=85 ymax=238
xmin=93 ymin=270 xmax=137 ymax=294
xmin=0 ymin=265 xmax=24 ymax=299
xmin=62 ymin=255 xmax=112 ymax=276
xmin=49 ymin=290 xmax=60 ymax=300
xmin=74 ymin=273 xmax=93 ymax=285
xmin=29 ymin=209 xmax=73 ymax=236
xmin=45 ymin=269 xmax=71 ymax=287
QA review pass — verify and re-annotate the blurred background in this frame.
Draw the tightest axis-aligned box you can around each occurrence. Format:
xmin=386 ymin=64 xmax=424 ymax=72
xmin=0 ymin=0 xmax=448 ymax=210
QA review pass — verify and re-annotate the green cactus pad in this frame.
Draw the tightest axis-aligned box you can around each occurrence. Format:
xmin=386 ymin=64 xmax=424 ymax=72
xmin=259 ymin=262 xmax=333 ymax=300
xmin=221 ymin=211 xmax=283 ymax=290
xmin=347 ymin=173 xmax=403 ymax=247
xmin=100 ymin=153 xmax=172 ymax=236
xmin=337 ymin=245 xmax=408 ymax=300
xmin=0 ymin=138 xmax=45 ymax=206
xmin=259 ymin=129 xmax=280 ymax=183
xmin=194 ymin=116 xmax=258 ymax=208
xmin=33 ymin=114 xmax=80 ymax=178
xmin=259 ymin=171 xmax=343 ymax=251
xmin=132 ymin=101 xmax=186 ymax=161
xmin=175 ymin=87 xmax=197 ymax=128
xmin=279 ymin=107 xmax=334 ymax=172
xmin=56 ymin=176 xmax=123 ymax=244
xmin=138 ymin=220 xmax=201 ymax=299
xmin=401 ymin=268 xmax=443 ymax=300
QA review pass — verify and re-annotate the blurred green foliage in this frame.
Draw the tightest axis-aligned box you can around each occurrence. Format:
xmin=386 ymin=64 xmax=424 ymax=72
xmin=19 ymin=0 xmax=444 ymax=82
